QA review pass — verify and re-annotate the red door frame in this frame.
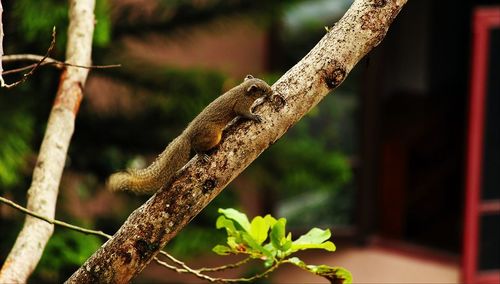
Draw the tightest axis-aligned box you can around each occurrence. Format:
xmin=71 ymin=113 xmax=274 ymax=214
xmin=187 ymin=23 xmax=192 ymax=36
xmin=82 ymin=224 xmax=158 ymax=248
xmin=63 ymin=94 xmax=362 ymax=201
xmin=463 ymin=6 xmax=500 ymax=284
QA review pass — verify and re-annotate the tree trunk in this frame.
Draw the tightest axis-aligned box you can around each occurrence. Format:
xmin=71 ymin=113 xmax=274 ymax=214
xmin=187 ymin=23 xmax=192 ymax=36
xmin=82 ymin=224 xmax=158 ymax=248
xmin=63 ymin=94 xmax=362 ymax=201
xmin=67 ymin=0 xmax=407 ymax=282
xmin=0 ymin=0 xmax=95 ymax=282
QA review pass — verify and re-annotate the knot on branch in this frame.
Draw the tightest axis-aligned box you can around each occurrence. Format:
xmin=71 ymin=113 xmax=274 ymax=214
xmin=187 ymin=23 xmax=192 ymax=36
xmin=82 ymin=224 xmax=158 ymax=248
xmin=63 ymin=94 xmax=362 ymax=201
xmin=322 ymin=61 xmax=347 ymax=90
xmin=118 ymin=250 xmax=133 ymax=264
xmin=134 ymin=239 xmax=159 ymax=261
xmin=202 ymin=179 xmax=217 ymax=194
xmin=369 ymin=0 xmax=387 ymax=8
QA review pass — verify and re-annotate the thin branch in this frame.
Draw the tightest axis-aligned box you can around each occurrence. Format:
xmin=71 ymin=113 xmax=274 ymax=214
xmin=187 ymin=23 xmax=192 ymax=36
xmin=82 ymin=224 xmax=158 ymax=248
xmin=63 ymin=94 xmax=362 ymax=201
xmin=229 ymin=262 xmax=280 ymax=283
xmin=153 ymin=256 xmax=185 ymax=272
xmin=198 ymin=257 xmax=251 ymax=272
xmin=1 ymin=54 xmax=121 ymax=75
xmin=2 ymin=64 xmax=40 ymax=75
xmin=0 ymin=1 xmax=97 ymax=281
xmin=157 ymin=251 xmax=279 ymax=283
xmin=0 ymin=195 xmax=256 ymax=281
xmin=155 ymin=254 xmax=218 ymax=283
xmin=158 ymin=251 xmax=250 ymax=273
xmin=3 ymin=53 xmax=66 ymax=63
xmin=0 ymin=196 xmax=112 ymax=239
xmin=2 ymin=27 xmax=56 ymax=88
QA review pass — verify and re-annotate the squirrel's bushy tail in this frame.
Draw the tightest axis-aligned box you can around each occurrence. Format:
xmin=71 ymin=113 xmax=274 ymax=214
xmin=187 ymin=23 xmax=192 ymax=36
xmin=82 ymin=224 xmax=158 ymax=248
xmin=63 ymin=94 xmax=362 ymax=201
xmin=107 ymin=135 xmax=191 ymax=194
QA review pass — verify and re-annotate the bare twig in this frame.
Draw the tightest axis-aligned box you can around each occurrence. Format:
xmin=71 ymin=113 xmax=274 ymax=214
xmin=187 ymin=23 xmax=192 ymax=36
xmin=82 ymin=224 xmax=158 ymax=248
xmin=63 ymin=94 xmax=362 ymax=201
xmin=153 ymin=257 xmax=184 ymax=272
xmin=0 ymin=195 xmax=269 ymax=283
xmin=158 ymin=251 xmax=250 ymax=273
xmin=0 ymin=196 xmax=185 ymax=275
xmin=230 ymin=262 xmax=280 ymax=283
xmin=1 ymin=27 xmax=56 ymax=88
xmin=0 ymin=196 xmax=111 ymax=239
xmin=198 ymin=257 xmax=251 ymax=272
xmin=156 ymin=251 xmax=279 ymax=283
xmin=0 ymin=1 xmax=96 ymax=282
xmin=155 ymin=254 xmax=218 ymax=282
xmin=0 ymin=196 xmax=191 ymax=273
xmin=1 ymin=54 xmax=121 ymax=75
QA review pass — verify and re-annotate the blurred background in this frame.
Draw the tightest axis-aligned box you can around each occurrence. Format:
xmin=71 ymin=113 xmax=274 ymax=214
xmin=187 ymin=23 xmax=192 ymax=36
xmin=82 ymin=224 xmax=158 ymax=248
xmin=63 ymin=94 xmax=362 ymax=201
xmin=0 ymin=0 xmax=499 ymax=283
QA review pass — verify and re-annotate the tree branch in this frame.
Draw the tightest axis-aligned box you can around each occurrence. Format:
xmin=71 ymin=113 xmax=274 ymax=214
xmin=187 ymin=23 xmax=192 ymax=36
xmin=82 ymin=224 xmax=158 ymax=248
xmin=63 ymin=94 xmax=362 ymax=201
xmin=1 ymin=53 xmax=121 ymax=75
xmin=1 ymin=27 xmax=56 ymax=88
xmin=0 ymin=0 xmax=96 ymax=282
xmin=67 ymin=0 xmax=407 ymax=282
xmin=0 ymin=195 xmax=262 ymax=283
xmin=197 ymin=257 xmax=251 ymax=272
xmin=0 ymin=196 xmax=112 ymax=239
xmin=155 ymin=253 xmax=279 ymax=283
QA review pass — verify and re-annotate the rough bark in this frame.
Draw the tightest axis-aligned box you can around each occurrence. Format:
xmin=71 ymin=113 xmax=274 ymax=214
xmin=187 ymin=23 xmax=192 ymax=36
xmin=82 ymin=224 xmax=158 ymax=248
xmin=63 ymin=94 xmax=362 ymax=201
xmin=67 ymin=0 xmax=407 ymax=282
xmin=0 ymin=0 xmax=95 ymax=282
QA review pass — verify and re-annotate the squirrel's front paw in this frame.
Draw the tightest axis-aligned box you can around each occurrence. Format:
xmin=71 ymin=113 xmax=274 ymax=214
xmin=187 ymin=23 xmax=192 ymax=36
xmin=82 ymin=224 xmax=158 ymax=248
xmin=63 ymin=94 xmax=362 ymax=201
xmin=252 ymin=114 xmax=263 ymax=123
xmin=199 ymin=153 xmax=210 ymax=163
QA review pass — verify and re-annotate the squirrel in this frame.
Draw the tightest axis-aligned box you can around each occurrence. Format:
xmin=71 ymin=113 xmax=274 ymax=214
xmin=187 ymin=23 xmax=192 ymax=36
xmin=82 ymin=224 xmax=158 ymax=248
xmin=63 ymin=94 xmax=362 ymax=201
xmin=107 ymin=75 xmax=273 ymax=194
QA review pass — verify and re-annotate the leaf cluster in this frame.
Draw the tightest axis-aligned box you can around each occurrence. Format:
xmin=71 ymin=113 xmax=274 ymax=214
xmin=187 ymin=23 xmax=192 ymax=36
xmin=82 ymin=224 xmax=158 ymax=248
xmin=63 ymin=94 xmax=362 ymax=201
xmin=212 ymin=208 xmax=352 ymax=283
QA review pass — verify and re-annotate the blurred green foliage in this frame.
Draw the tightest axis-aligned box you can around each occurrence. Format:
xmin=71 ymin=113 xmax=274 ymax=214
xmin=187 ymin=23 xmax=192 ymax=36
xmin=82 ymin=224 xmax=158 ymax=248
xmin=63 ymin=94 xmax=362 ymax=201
xmin=33 ymin=229 xmax=102 ymax=283
xmin=0 ymin=102 xmax=33 ymax=188
xmin=12 ymin=1 xmax=68 ymax=47
xmin=12 ymin=0 xmax=110 ymax=50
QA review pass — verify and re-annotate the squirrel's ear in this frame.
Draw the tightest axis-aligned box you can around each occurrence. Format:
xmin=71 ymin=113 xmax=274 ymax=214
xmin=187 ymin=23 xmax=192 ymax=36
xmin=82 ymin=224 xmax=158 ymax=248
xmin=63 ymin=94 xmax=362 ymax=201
xmin=246 ymin=84 xmax=258 ymax=93
xmin=244 ymin=74 xmax=254 ymax=81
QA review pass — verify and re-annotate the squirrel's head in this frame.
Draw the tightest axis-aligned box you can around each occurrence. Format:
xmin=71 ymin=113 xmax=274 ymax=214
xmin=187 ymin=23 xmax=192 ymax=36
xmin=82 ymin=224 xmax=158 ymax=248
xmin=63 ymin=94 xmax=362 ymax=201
xmin=241 ymin=74 xmax=273 ymax=100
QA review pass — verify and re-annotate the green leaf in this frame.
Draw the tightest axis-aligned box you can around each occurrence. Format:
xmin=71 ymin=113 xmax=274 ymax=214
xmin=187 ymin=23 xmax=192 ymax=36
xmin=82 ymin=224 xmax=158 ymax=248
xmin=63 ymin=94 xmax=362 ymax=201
xmin=270 ymin=218 xmax=289 ymax=251
xmin=249 ymin=215 xmax=274 ymax=245
xmin=263 ymin=243 xmax=278 ymax=259
xmin=216 ymin=216 xmax=237 ymax=235
xmin=290 ymin=241 xmax=336 ymax=253
xmin=212 ymin=245 xmax=232 ymax=255
xmin=309 ymin=265 xmax=352 ymax=284
xmin=282 ymin=232 xmax=293 ymax=252
xmin=288 ymin=257 xmax=352 ymax=284
xmin=241 ymin=232 xmax=273 ymax=260
xmin=227 ymin=237 xmax=240 ymax=251
xmin=290 ymin=228 xmax=336 ymax=253
xmin=294 ymin=228 xmax=331 ymax=245
xmin=218 ymin=208 xmax=251 ymax=232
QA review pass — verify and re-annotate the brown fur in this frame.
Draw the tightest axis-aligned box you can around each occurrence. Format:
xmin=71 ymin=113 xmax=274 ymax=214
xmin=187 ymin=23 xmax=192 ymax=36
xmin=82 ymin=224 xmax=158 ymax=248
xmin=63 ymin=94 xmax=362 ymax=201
xmin=107 ymin=75 xmax=272 ymax=194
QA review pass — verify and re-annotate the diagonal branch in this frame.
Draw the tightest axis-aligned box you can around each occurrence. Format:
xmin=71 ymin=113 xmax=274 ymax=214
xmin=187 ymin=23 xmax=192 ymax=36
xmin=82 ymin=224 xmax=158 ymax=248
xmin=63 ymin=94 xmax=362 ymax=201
xmin=67 ymin=0 xmax=407 ymax=282
xmin=0 ymin=0 xmax=96 ymax=282
xmin=0 ymin=195 xmax=257 ymax=283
